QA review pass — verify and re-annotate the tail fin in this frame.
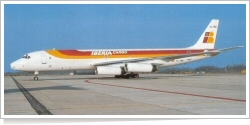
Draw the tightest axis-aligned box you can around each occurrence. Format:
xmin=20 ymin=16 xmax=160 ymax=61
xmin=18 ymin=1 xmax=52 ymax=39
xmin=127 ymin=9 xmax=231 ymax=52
xmin=189 ymin=19 xmax=219 ymax=49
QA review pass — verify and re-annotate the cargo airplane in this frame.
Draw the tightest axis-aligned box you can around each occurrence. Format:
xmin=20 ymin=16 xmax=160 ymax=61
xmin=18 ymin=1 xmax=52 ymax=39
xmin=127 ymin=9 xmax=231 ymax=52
xmin=10 ymin=19 xmax=243 ymax=80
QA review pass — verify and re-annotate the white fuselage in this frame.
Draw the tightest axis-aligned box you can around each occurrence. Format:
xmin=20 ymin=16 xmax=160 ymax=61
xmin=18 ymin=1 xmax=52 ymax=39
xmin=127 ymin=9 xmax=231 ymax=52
xmin=10 ymin=49 xmax=210 ymax=72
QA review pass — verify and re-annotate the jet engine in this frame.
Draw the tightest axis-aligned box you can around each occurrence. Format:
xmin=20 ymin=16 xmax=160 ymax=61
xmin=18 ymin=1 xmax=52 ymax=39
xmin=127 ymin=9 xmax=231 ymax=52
xmin=125 ymin=63 xmax=158 ymax=73
xmin=96 ymin=66 xmax=125 ymax=75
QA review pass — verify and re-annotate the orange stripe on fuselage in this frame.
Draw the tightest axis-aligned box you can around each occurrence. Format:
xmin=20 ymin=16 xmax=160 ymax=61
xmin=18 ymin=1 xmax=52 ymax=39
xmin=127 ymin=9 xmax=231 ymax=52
xmin=46 ymin=49 xmax=209 ymax=59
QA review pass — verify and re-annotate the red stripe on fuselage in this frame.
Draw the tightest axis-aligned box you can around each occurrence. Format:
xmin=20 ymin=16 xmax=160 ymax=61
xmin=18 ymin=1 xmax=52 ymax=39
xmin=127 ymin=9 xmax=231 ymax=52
xmin=58 ymin=50 xmax=92 ymax=56
xmin=57 ymin=49 xmax=211 ymax=56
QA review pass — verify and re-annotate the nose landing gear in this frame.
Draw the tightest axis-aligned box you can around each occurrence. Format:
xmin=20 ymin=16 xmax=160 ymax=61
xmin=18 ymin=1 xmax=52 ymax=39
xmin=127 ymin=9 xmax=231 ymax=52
xmin=34 ymin=71 xmax=39 ymax=81
xmin=34 ymin=76 xmax=39 ymax=81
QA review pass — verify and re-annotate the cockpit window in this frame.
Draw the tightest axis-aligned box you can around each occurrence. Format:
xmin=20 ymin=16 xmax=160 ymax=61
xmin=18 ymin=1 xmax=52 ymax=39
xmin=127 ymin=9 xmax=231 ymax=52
xmin=22 ymin=54 xmax=30 ymax=59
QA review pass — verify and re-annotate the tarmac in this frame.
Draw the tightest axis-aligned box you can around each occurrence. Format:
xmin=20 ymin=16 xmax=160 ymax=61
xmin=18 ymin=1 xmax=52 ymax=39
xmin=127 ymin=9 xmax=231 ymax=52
xmin=3 ymin=73 xmax=247 ymax=117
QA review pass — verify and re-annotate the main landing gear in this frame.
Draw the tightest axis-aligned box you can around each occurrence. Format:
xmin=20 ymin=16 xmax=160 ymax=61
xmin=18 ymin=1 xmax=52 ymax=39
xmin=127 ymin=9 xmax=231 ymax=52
xmin=115 ymin=74 xmax=139 ymax=79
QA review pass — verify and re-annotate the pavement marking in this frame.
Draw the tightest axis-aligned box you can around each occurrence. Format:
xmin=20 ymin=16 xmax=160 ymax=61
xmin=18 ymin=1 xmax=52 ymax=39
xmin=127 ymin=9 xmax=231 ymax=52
xmin=85 ymin=79 xmax=246 ymax=103
xmin=10 ymin=76 xmax=53 ymax=115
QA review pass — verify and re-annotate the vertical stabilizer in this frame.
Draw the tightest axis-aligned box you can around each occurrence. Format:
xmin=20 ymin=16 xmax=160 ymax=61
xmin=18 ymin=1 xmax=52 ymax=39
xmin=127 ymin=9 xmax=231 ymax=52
xmin=189 ymin=19 xmax=219 ymax=49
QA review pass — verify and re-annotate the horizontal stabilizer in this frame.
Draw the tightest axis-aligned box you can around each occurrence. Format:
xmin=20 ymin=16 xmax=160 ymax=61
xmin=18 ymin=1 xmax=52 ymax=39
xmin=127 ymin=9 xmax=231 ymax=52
xmin=217 ymin=46 xmax=244 ymax=52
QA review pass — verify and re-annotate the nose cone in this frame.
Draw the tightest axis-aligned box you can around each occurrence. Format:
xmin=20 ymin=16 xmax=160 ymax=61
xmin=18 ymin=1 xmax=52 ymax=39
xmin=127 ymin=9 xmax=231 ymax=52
xmin=10 ymin=61 xmax=17 ymax=70
xmin=11 ymin=60 xmax=22 ymax=70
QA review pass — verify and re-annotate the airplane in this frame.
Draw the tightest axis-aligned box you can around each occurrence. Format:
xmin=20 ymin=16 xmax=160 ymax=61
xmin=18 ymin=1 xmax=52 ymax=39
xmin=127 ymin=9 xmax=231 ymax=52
xmin=10 ymin=19 xmax=243 ymax=80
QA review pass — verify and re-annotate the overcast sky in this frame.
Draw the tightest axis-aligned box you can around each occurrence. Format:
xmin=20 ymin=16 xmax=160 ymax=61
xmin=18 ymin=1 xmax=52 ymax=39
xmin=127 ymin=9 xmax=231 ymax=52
xmin=3 ymin=3 xmax=247 ymax=72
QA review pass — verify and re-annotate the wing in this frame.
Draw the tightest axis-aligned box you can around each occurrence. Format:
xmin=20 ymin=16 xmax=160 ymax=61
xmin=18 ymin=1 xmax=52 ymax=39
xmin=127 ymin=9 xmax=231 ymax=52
xmin=91 ymin=51 xmax=216 ymax=66
xmin=92 ymin=46 xmax=243 ymax=66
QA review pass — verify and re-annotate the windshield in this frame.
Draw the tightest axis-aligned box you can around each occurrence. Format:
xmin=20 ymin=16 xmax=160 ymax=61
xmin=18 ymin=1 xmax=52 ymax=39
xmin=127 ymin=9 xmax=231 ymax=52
xmin=22 ymin=54 xmax=30 ymax=59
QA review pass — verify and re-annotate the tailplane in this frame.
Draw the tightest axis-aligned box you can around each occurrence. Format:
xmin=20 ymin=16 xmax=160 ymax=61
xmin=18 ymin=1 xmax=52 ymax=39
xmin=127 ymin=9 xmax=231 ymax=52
xmin=189 ymin=19 xmax=219 ymax=49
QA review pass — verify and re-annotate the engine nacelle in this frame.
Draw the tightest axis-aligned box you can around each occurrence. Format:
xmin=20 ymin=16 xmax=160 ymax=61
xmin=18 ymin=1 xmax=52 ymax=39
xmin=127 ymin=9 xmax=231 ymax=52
xmin=96 ymin=66 xmax=125 ymax=75
xmin=125 ymin=63 xmax=157 ymax=73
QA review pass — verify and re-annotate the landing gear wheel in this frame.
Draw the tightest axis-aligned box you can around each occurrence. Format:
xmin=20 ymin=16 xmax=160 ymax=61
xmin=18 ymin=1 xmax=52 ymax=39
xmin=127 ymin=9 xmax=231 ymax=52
xmin=115 ymin=74 xmax=139 ymax=79
xmin=134 ymin=74 xmax=139 ymax=78
xmin=125 ymin=74 xmax=131 ymax=79
xmin=34 ymin=76 xmax=38 ymax=81
xmin=115 ymin=75 xmax=121 ymax=78
xmin=131 ymin=74 xmax=139 ymax=78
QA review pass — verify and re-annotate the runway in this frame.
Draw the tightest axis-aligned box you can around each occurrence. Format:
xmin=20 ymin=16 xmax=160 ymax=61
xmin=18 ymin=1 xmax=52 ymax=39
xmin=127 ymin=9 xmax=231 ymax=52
xmin=4 ymin=74 xmax=246 ymax=116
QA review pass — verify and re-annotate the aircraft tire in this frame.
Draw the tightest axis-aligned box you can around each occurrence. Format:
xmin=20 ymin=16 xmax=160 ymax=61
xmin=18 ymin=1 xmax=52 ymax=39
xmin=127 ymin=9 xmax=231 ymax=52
xmin=134 ymin=74 xmax=139 ymax=78
xmin=131 ymin=74 xmax=139 ymax=78
xmin=34 ymin=76 xmax=38 ymax=81
xmin=115 ymin=75 xmax=121 ymax=78
xmin=125 ymin=74 xmax=131 ymax=79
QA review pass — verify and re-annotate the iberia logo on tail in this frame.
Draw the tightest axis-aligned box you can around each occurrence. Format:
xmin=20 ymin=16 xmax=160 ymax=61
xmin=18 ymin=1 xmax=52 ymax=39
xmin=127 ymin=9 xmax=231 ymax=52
xmin=203 ymin=32 xmax=215 ymax=43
